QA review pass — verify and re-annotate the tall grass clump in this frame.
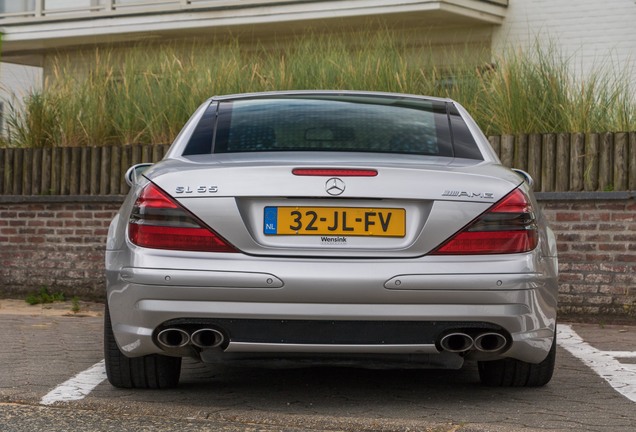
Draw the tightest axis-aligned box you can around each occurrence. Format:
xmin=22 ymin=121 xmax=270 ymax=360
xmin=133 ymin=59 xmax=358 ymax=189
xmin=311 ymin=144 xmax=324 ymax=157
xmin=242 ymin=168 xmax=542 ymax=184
xmin=470 ymin=42 xmax=636 ymax=134
xmin=473 ymin=43 xmax=573 ymax=134
xmin=4 ymin=30 xmax=635 ymax=148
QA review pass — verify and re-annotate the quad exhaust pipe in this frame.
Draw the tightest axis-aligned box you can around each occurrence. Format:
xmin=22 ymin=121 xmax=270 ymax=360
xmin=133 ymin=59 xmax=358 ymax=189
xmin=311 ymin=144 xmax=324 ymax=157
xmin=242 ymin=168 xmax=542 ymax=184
xmin=474 ymin=332 xmax=508 ymax=353
xmin=439 ymin=331 xmax=508 ymax=353
xmin=157 ymin=328 xmax=190 ymax=348
xmin=156 ymin=327 xmax=225 ymax=350
xmin=440 ymin=333 xmax=474 ymax=353
xmin=191 ymin=328 xmax=225 ymax=348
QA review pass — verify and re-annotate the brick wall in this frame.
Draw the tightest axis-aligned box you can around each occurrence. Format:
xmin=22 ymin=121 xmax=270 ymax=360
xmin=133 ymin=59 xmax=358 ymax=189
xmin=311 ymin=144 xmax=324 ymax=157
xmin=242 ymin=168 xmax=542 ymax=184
xmin=540 ymin=194 xmax=636 ymax=316
xmin=1 ymin=194 xmax=635 ymax=317
xmin=0 ymin=197 xmax=121 ymax=300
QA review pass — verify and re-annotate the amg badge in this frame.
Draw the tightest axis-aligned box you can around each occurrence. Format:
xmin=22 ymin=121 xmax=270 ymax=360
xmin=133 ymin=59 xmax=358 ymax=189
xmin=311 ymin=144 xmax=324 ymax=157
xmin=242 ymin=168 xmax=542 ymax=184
xmin=442 ymin=190 xmax=495 ymax=199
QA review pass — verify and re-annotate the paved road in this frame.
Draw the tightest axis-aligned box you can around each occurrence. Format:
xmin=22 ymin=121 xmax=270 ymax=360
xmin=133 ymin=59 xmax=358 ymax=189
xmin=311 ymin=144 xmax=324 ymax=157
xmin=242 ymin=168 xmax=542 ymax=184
xmin=0 ymin=307 xmax=635 ymax=432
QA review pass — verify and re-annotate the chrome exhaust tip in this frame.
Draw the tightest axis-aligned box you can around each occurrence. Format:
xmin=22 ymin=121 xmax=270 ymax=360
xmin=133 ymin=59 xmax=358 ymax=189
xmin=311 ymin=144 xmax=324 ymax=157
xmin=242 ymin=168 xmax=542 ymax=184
xmin=191 ymin=328 xmax=225 ymax=349
xmin=157 ymin=328 xmax=190 ymax=348
xmin=439 ymin=333 xmax=474 ymax=353
xmin=474 ymin=332 xmax=508 ymax=353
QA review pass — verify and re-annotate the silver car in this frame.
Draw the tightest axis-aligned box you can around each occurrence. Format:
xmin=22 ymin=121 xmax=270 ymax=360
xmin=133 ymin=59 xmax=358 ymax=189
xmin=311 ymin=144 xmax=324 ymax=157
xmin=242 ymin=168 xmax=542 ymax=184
xmin=105 ymin=91 xmax=558 ymax=389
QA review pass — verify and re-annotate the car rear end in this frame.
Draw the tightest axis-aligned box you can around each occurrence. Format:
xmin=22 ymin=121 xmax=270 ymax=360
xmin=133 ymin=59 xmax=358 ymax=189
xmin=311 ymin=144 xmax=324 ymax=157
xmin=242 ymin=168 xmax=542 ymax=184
xmin=105 ymin=91 xmax=558 ymax=388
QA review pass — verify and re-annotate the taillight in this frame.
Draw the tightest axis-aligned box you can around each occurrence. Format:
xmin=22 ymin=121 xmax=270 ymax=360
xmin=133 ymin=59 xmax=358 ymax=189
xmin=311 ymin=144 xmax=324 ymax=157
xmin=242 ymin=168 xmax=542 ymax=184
xmin=431 ymin=188 xmax=538 ymax=255
xmin=128 ymin=183 xmax=236 ymax=253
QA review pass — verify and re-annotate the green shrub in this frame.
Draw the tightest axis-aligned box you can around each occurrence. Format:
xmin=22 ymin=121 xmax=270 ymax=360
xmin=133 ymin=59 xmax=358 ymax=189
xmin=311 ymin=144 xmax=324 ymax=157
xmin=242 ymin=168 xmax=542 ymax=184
xmin=25 ymin=287 xmax=65 ymax=305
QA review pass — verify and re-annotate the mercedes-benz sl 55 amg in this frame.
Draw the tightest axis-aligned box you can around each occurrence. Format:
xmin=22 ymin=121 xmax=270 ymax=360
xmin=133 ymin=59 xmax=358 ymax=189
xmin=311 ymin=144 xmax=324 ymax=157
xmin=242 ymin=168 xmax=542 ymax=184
xmin=105 ymin=91 xmax=558 ymax=389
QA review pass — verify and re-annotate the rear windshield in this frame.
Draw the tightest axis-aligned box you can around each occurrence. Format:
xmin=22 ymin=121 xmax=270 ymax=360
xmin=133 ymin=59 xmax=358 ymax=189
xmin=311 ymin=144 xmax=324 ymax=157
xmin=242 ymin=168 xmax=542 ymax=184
xmin=183 ymin=95 xmax=482 ymax=160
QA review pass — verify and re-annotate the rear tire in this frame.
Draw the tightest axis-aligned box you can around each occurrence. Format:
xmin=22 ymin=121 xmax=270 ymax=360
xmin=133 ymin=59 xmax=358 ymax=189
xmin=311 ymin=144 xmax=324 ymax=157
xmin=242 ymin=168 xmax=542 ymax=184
xmin=104 ymin=303 xmax=181 ymax=389
xmin=478 ymin=329 xmax=556 ymax=387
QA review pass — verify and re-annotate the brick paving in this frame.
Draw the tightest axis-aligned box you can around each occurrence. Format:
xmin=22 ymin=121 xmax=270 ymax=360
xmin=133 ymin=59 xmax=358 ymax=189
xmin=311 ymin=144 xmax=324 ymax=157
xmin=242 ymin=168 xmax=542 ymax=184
xmin=1 ymin=307 xmax=635 ymax=431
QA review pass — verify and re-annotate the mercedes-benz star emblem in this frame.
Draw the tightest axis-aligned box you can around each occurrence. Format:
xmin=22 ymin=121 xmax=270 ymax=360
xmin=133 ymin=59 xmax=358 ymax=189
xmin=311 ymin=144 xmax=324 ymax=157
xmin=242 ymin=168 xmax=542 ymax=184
xmin=325 ymin=178 xmax=346 ymax=196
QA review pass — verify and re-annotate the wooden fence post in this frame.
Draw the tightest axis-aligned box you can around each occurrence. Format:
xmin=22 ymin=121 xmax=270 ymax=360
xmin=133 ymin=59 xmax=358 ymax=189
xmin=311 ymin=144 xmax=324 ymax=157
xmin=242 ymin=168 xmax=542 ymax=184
xmin=69 ymin=147 xmax=81 ymax=195
xmin=50 ymin=147 xmax=62 ymax=195
xmin=22 ymin=147 xmax=32 ymax=195
xmin=151 ymin=144 xmax=162 ymax=163
xmin=569 ymin=133 xmax=585 ymax=192
xmin=60 ymin=147 xmax=71 ymax=195
xmin=3 ymin=148 xmax=13 ymax=194
xmin=541 ymin=134 xmax=556 ymax=192
xmin=100 ymin=146 xmax=111 ymax=195
xmin=527 ymin=134 xmax=542 ymax=191
xmin=141 ymin=144 xmax=152 ymax=163
xmin=12 ymin=148 xmax=23 ymax=195
xmin=80 ymin=147 xmax=90 ymax=195
xmin=41 ymin=148 xmax=51 ymax=195
xmin=514 ymin=134 xmax=529 ymax=171
xmin=31 ymin=148 xmax=42 ymax=195
xmin=110 ymin=145 xmax=122 ymax=195
xmin=598 ymin=132 xmax=613 ymax=191
xmin=131 ymin=144 xmax=142 ymax=166
xmin=555 ymin=133 xmax=570 ymax=191
xmin=90 ymin=146 xmax=100 ymax=195
xmin=613 ymin=132 xmax=628 ymax=191
xmin=584 ymin=133 xmax=599 ymax=191
xmin=500 ymin=135 xmax=514 ymax=167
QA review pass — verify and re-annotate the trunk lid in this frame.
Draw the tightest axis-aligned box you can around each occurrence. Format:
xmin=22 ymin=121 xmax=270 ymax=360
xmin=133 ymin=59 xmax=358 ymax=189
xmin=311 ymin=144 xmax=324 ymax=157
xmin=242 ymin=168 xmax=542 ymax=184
xmin=145 ymin=153 xmax=522 ymax=258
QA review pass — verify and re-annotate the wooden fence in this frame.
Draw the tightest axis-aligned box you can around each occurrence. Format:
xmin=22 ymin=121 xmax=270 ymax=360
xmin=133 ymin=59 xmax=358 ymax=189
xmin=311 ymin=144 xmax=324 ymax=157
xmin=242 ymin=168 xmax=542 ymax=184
xmin=0 ymin=144 xmax=170 ymax=196
xmin=1 ymin=132 xmax=635 ymax=195
xmin=488 ymin=132 xmax=636 ymax=192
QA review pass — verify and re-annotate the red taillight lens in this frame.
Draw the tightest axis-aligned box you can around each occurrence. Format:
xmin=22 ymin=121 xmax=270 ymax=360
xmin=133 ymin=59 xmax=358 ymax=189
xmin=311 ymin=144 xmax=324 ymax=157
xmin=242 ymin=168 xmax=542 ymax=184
xmin=432 ymin=188 xmax=538 ymax=255
xmin=128 ymin=183 xmax=236 ymax=253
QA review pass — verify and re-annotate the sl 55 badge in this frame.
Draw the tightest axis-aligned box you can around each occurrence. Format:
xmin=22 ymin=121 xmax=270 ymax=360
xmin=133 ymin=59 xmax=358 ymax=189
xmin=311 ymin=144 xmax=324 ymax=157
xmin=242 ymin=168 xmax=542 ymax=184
xmin=175 ymin=185 xmax=219 ymax=194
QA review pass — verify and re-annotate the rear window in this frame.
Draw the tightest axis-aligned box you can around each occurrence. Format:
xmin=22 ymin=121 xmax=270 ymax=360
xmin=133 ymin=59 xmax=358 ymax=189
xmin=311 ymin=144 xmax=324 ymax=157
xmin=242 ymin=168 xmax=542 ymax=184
xmin=183 ymin=95 xmax=482 ymax=160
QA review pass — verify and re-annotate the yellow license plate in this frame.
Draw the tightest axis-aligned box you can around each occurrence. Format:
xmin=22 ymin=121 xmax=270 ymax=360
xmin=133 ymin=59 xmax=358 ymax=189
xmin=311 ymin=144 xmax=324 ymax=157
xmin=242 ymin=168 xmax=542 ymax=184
xmin=264 ymin=206 xmax=405 ymax=237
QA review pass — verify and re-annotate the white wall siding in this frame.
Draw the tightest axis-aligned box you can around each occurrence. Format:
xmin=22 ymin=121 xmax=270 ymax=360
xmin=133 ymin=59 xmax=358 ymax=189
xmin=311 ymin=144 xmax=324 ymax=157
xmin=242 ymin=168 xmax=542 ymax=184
xmin=0 ymin=63 xmax=42 ymax=136
xmin=493 ymin=0 xmax=636 ymax=87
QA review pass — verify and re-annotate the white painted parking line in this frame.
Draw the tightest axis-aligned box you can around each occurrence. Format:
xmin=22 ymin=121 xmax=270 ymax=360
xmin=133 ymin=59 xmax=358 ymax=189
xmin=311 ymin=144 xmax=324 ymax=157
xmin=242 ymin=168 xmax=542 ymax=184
xmin=40 ymin=360 xmax=107 ymax=405
xmin=558 ymin=324 xmax=636 ymax=403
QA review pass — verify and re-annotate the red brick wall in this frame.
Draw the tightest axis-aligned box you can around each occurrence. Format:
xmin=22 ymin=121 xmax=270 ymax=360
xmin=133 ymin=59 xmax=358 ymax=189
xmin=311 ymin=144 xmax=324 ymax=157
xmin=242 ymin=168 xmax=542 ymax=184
xmin=0 ymin=197 xmax=120 ymax=300
xmin=1 ymin=195 xmax=635 ymax=316
xmin=541 ymin=197 xmax=636 ymax=316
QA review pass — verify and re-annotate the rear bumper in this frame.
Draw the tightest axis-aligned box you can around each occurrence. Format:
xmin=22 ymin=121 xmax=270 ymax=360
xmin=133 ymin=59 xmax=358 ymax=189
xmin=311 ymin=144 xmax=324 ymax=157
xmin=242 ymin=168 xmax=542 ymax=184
xmin=106 ymin=251 xmax=558 ymax=365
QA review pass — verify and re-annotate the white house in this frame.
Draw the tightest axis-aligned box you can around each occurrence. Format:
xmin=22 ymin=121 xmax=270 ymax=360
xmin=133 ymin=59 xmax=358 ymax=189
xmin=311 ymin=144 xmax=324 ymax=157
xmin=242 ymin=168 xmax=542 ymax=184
xmin=493 ymin=0 xmax=636 ymax=88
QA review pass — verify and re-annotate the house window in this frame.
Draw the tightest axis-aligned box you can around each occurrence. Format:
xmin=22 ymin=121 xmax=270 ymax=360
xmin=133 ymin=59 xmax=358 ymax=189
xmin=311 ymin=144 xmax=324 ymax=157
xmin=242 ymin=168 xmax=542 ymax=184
xmin=0 ymin=0 xmax=35 ymax=14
